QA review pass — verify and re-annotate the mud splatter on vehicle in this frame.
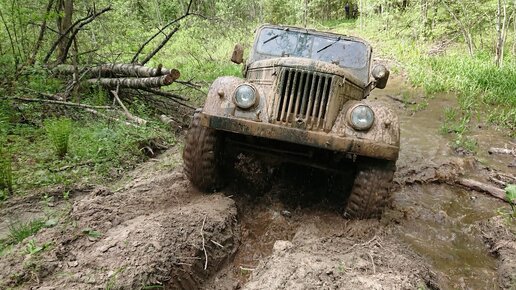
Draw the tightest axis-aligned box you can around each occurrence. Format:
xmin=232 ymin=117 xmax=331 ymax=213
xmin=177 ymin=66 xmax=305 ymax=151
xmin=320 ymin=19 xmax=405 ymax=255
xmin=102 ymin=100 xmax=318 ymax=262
xmin=184 ymin=25 xmax=398 ymax=219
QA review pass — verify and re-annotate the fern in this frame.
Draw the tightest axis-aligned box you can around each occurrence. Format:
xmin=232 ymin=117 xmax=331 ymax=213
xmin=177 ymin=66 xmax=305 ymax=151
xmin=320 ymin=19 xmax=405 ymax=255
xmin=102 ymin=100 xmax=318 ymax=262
xmin=44 ymin=118 xmax=72 ymax=158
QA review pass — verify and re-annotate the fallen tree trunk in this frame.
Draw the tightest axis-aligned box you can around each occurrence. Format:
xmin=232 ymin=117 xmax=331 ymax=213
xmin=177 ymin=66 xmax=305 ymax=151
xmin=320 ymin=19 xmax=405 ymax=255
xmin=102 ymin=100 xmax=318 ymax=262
xmin=488 ymin=147 xmax=515 ymax=155
xmin=456 ymin=178 xmax=508 ymax=202
xmin=55 ymin=64 xmax=178 ymax=78
xmin=87 ymin=73 xmax=179 ymax=89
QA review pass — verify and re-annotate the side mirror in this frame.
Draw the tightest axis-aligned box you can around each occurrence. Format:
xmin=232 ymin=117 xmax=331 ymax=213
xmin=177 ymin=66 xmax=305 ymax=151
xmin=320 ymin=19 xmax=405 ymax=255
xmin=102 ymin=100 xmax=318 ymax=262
xmin=231 ymin=44 xmax=244 ymax=64
xmin=372 ymin=64 xmax=390 ymax=89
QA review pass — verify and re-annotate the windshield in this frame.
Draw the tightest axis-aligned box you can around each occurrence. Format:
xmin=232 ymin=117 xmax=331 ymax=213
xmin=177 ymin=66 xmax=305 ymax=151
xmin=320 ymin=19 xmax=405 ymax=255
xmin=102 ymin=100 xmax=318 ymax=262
xmin=255 ymin=27 xmax=369 ymax=69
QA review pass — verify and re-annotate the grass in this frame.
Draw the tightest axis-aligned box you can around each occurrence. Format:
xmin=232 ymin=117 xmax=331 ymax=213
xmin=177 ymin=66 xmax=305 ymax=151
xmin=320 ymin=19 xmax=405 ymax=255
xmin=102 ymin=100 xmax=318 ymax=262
xmin=0 ymin=218 xmax=47 ymax=255
xmin=1 ymin=106 xmax=175 ymax=196
xmin=326 ymin=17 xmax=515 ymax=155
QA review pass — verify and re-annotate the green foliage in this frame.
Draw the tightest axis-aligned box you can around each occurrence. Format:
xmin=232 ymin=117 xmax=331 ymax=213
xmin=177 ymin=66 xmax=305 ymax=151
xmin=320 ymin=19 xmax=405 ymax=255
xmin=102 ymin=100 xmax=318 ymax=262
xmin=44 ymin=118 xmax=72 ymax=158
xmin=507 ymin=184 xmax=516 ymax=217
xmin=25 ymin=239 xmax=50 ymax=255
xmin=8 ymin=219 xmax=46 ymax=244
xmin=82 ymin=228 xmax=102 ymax=239
xmin=0 ymin=143 xmax=13 ymax=197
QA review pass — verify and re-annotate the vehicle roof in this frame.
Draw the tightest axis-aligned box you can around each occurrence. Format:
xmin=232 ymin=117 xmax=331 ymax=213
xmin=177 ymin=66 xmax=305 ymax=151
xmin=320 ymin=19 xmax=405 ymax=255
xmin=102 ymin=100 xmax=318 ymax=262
xmin=256 ymin=24 xmax=371 ymax=49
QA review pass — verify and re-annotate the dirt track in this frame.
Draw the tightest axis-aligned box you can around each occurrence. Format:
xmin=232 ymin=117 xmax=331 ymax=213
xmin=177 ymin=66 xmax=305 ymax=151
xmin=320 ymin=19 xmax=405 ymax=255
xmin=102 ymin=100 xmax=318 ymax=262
xmin=1 ymin=76 xmax=515 ymax=289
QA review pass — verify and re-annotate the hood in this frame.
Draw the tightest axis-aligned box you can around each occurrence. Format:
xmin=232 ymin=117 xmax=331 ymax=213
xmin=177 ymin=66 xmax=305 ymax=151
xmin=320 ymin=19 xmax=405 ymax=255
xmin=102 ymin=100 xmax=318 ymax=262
xmin=247 ymin=57 xmax=368 ymax=88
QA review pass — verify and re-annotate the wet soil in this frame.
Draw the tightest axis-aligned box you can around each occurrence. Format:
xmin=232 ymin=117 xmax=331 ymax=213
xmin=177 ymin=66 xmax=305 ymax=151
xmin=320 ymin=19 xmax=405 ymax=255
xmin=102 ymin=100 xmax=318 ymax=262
xmin=1 ymin=76 xmax=515 ymax=289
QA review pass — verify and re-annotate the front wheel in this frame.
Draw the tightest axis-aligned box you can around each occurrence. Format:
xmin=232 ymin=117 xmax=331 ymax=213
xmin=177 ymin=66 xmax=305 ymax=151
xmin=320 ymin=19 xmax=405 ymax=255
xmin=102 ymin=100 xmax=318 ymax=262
xmin=344 ymin=160 xmax=396 ymax=219
xmin=182 ymin=111 xmax=225 ymax=192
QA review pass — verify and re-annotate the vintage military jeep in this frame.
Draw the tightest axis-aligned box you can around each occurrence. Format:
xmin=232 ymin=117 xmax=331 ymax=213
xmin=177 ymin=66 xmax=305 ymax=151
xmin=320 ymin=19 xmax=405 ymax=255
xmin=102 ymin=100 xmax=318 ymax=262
xmin=183 ymin=25 xmax=399 ymax=218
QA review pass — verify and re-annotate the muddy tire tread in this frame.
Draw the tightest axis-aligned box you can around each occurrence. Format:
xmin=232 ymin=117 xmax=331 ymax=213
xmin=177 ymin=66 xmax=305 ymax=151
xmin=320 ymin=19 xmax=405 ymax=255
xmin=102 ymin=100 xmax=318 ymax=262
xmin=183 ymin=112 xmax=223 ymax=192
xmin=345 ymin=161 xmax=395 ymax=219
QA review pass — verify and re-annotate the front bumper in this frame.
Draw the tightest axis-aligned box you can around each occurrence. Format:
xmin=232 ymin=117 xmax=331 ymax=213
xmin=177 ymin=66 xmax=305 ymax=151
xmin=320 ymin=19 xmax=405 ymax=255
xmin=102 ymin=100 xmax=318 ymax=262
xmin=199 ymin=113 xmax=399 ymax=161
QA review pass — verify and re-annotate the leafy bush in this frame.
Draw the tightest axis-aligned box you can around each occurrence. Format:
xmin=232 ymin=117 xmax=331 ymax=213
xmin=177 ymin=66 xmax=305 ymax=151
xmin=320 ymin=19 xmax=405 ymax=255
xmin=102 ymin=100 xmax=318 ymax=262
xmin=44 ymin=118 xmax=72 ymax=158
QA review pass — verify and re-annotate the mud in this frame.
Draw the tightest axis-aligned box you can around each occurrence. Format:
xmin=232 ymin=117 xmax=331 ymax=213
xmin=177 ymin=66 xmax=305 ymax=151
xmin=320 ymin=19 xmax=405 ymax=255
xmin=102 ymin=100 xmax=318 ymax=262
xmin=480 ymin=216 xmax=516 ymax=289
xmin=0 ymin=150 xmax=239 ymax=289
xmin=1 ymin=76 xmax=515 ymax=290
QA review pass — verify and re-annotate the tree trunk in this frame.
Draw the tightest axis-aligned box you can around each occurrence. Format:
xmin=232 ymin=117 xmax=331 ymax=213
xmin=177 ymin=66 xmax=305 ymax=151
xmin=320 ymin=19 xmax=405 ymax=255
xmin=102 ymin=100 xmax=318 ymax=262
xmin=55 ymin=64 xmax=179 ymax=79
xmin=86 ymin=74 xmax=178 ymax=89
xmin=56 ymin=0 xmax=73 ymax=62
xmin=28 ymin=0 xmax=55 ymax=66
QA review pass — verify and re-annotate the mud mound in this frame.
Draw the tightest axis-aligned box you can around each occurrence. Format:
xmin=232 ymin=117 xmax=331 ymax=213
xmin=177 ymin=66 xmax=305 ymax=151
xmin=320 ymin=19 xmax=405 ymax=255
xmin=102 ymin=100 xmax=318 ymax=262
xmin=244 ymin=220 xmax=437 ymax=290
xmin=0 ymin=170 xmax=239 ymax=289
xmin=480 ymin=216 xmax=516 ymax=289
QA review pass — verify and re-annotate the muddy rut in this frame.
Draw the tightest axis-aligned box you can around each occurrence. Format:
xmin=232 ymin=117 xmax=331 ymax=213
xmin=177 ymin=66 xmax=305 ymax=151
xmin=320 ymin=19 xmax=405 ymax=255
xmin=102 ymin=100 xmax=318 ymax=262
xmin=1 ymin=76 xmax=515 ymax=289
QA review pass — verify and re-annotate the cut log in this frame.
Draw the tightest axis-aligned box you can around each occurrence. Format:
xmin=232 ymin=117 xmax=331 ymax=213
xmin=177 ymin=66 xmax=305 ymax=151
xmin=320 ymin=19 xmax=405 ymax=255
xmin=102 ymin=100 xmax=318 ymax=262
xmin=456 ymin=178 xmax=508 ymax=202
xmin=488 ymin=147 xmax=515 ymax=155
xmin=87 ymin=73 xmax=178 ymax=89
xmin=55 ymin=64 xmax=178 ymax=78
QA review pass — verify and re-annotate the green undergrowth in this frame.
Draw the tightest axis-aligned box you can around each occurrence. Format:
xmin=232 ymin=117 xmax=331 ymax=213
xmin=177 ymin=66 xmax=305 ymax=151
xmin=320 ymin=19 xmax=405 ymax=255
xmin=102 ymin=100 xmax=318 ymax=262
xmin=329 ymin=18 xmax=515 ymax=151
xmin=0 ymin=100 xmax=175 ymax=199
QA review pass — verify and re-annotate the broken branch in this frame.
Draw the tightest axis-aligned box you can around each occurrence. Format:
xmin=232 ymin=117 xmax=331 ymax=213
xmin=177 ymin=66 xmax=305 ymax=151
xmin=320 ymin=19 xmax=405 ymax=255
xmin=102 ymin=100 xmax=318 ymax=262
xmin=9 ymin=97 xmax=112 ymax=109
xmin=488 ymin=147 xmax=515 ymax=155
xmin=110 ymin=89 xmax=147 ymax=125
xmin=201 ymin=215 xmax=208 ymax=271
xmin=131 ymin=0 xmax=194 ymax=63
xmin=59 ymin=6 xmax=112 ymax=64
xmin=456 ymin=178 xmax=508 ymax=202
xmin=140 ymin=27 xmax=179 ymax=65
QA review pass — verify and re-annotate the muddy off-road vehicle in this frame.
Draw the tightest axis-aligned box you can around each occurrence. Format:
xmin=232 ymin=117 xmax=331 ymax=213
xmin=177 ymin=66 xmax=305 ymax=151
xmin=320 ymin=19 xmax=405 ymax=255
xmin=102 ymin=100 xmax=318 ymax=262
xmin=183 ymin=25 xmax=400 ymax=218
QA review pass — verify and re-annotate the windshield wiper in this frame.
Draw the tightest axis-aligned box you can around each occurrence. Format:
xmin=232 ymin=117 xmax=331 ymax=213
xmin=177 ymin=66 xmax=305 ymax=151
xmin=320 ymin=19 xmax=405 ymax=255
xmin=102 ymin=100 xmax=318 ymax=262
xmin=316 ymin=37 xmax=341 ymax=53
xmin=262 ymin=29 xmax=289 ymax=44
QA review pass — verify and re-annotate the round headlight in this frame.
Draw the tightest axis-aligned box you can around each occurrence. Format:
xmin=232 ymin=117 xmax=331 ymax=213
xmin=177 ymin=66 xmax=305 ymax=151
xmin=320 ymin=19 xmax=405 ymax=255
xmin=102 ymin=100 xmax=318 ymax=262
xmin=350 ymin=105 xmax=375 ymax=131
xmin=233 ymin=84 xmax=257 ymax=109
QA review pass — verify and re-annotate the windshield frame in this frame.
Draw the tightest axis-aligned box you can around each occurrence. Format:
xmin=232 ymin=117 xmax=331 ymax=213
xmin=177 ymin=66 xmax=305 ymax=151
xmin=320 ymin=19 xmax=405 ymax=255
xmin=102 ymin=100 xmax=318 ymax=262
xmin=249 ymin=25 xmax=372 ymax=85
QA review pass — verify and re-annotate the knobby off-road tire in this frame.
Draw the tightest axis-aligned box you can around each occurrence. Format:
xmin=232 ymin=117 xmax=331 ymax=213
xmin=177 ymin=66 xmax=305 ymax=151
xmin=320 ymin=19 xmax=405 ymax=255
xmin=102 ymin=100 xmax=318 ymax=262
xmin=345 ymin=160 xmax=396 ymax=219
xmin=183 ymin=111 xmax=224 ymax=192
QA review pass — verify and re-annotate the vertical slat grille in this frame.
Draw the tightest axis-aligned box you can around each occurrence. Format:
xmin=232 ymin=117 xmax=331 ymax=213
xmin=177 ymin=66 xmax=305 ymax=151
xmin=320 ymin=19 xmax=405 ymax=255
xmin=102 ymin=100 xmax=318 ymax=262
xmin=274 ymin=68 xmax=333 ymax=130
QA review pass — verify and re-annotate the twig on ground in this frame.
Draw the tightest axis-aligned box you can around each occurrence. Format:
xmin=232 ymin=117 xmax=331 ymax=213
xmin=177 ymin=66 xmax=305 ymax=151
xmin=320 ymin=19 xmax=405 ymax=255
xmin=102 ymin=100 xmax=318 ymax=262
xmin=239 ymin=266 xmax=256 ymax=272
xmin=368 ymin=252 xmax=376 ymax=274
xmin=49 ymin=159 xmax=95 ymax=172
xmin=210 ymin=240 xmax=224 ymax=248
xmin=488 ymin=147 xmax=515 ymax=156
xmin=84 ymin=108 xmax=137 ymax=127
xmin=201 ymin=215 xmax=208 ymax=270
xmin=385 ymin=94 xmax=416 ymax=105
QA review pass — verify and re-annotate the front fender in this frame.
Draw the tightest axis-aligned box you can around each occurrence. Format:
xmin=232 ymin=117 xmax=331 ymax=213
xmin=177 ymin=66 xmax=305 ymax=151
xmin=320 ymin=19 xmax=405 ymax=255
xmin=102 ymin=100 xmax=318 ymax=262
xmin=203 ymin=76 xmax=244 ymax=116
xmin=331 ymin=100 xmax=400 ymax=148
xmin=203 ymin=76 xmax=269 ymax=122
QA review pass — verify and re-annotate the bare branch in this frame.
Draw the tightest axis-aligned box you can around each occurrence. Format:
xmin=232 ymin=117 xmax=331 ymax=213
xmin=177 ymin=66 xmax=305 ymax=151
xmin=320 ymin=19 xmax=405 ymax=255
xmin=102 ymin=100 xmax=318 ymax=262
xmin=59 ymin=6 xmax=112 ymax=64
xmin=8 ymin=96 xmax=112 ymax=109
xmin=131 ymin=0 xmax=194 ymax=63
xmin=28 ymin=0 xmax=55 ymax=66
xmin=140 ymin=27 xmax=180 ymax=65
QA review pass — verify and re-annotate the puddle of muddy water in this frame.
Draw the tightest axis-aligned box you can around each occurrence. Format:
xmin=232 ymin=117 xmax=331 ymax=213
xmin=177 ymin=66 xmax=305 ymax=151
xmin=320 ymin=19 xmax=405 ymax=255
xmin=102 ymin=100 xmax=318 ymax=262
xmin=372 ymin=76 xmax=504 ymax=289
xmin=212 ymin=76 xmax=509 ymax=289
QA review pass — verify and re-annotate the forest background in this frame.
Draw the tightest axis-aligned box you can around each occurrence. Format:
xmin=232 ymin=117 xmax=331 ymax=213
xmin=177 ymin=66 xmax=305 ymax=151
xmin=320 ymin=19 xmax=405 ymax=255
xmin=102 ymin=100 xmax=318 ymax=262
xmin=0 ymin=0 xmax=515 ymax=200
